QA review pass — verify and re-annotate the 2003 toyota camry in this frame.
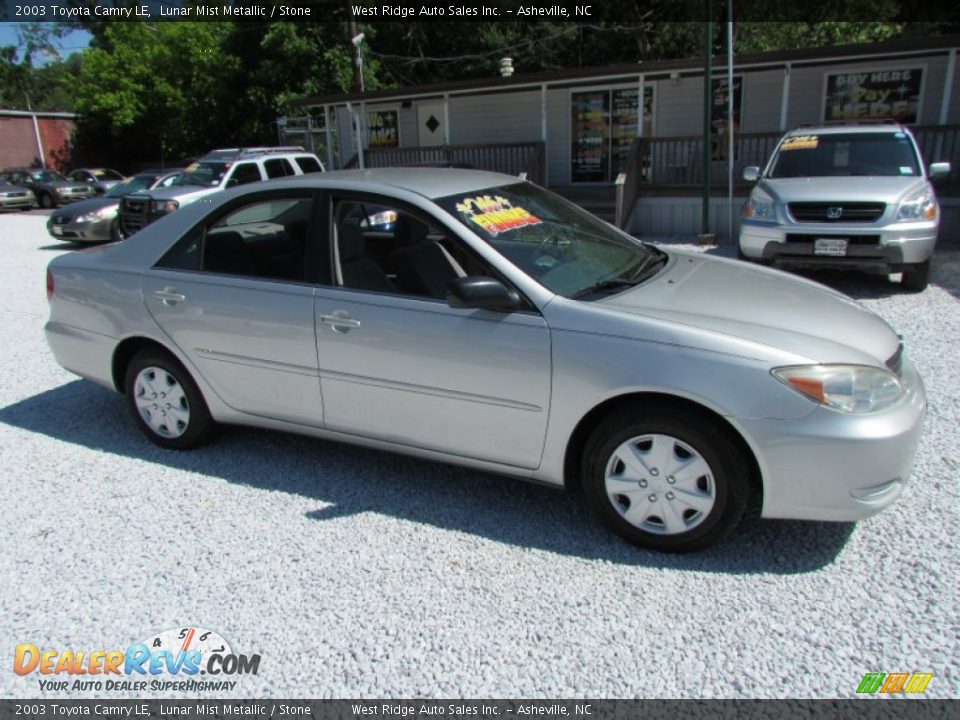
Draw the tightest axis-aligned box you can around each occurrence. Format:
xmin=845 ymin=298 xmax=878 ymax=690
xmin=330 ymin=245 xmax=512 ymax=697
xmin=44 ymin=169 xmax=925 ymax=552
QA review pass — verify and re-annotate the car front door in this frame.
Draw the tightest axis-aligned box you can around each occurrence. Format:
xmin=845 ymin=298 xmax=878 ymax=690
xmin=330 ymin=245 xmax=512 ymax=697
xmin=314 ymin=195 xmax=552 ymax=469
xmin=143 ymin=191 xmax=324 ymax=427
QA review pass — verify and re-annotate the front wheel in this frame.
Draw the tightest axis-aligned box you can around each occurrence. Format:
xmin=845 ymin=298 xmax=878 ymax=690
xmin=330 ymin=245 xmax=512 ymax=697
xmin=581 ymin=405 xmax=751 ymax=552
xmin=900 ymin=260 xmax=930 ymax=293
xmin=40 ymin=193 xmax=55 ymax=209
xmin=124 ymin=348 xmax=216 ymax=450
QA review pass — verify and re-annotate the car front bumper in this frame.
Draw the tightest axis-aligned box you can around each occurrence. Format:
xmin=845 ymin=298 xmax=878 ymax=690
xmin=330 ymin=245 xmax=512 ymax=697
xmin=739 ymin=357 xmax=926 ymax=522
xmin=47 ymin=214 xmax=115 ymax=243
xmin=0 ymin=195 xmax=35 ymax=210
xmin=739 ymin=218 xmax=938 ymax=269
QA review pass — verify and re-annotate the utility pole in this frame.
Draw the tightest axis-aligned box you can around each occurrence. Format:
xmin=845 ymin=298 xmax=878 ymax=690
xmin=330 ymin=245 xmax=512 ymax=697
xmin=346 ymin=11 xmax=363 ymax=93
xmin=701 ymin=9 xmax=713 ymax=240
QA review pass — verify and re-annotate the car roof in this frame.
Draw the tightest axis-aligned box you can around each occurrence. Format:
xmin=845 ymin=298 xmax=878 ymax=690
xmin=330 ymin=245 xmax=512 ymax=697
xmin=786 ymin=122 xmax=909 ymax=136
xmin=265 ymin=167 xmax=524 ymax=199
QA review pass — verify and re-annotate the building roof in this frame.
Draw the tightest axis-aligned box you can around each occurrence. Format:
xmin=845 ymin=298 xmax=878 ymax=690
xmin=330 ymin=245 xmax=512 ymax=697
xmin=292 ymin=33 xmax=960 ymax=108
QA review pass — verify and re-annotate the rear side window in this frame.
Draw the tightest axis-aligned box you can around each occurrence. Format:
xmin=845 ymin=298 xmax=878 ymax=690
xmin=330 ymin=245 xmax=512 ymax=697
xmin=264 ymin=158 xmax=295 ymax=179
xmin=294 ymin=156 xmax=322 ymax=174
xmin=156 ymin=196 xmax=313 ymax=283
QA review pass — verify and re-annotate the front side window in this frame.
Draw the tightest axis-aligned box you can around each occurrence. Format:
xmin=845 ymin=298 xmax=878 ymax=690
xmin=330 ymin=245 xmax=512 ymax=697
xmin=332 ymin=198 xmax=491 ymax=300
xmin=435 ymin=182 xmax=656 ymax=298
xmin=173 ymin=162 xmax=230 ymax=187
xmin=768 ymin=132 xmax=921 ymax=178
xmin=157 ymin=196 xmax=313 ymax=282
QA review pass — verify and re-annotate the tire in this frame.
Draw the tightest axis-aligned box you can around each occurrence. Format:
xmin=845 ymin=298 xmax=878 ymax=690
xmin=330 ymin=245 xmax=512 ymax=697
xmin=124 ymin=348 xmax=216 ymax=450
xmin=110 ymin=218 xmax=123 ymax=243
xmin=40 ymin=193 xmax=55 ymax=209
xmin=580 ymin=404 xmax=751 ymax=552
xmin=901 ymin=260 xmax=930 ymax=293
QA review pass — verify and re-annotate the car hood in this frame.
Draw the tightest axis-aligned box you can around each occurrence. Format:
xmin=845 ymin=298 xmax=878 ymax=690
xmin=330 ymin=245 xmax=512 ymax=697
xmin=138 ymin=185 xmax=217 ymax=201
xmin=757 ymin=176 xmax=930 ymax=204
xmin=0 ymin=185 xmax=31 ymax=195
xmin=45 ymin=181 xmax=93 ymax=191
xmin=595 ymin=250 xmax=900 ymax=366
xmin=49 ymin=196 xmax=119 ymax=218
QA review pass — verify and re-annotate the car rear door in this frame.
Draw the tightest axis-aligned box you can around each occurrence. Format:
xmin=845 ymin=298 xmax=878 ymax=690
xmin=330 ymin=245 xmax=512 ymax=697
xmin=142 ymin=190 xmax=324 ymax=427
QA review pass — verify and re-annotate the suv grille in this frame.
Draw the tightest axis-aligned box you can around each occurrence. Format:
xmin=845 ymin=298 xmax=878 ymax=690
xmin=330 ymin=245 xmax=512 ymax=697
xmin=788 ymin=202 xmax=886 ymax=223
xmin=120 ymin=197 xmax=150 ymax=235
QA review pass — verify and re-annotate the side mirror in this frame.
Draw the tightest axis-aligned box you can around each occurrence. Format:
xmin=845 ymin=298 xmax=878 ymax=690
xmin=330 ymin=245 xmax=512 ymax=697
xmin=928 ymin=162 xmax=951 ymax=180
xmin=225 ymin=178 xmax=239 ymax=188
xmin=742 ymin=166 xmax=760 ymax=182
xmin=447 ymin=276 xmax=521 ymax=312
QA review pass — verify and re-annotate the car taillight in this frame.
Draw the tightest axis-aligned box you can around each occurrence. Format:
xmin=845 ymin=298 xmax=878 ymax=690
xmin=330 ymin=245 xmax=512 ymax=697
xmin=46 ymin=268 xmax=54 ymax=302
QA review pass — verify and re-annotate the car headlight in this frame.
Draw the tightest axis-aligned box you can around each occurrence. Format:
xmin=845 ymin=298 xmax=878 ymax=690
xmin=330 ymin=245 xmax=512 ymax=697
xmin=75 ymin=208 xmax=113 ymax=223
xmin=741 ymin=191 xmax=776 ymax=222
xmin=897 ymin=190 xmax=937 ymax=222
xmin=772 ymin=365 xmax=904 ymax=414
xmin=151 ymin=199 xmax=179 ymax=214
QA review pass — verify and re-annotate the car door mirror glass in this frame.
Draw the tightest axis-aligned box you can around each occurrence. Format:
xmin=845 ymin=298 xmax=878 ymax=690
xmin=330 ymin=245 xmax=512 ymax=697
xmin=447 ymin=276 xmax=521 ymax=312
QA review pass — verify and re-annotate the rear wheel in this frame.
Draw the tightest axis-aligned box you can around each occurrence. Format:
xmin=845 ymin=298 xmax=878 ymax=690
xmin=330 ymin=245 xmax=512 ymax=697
xmin=124 ymin=348 xmax=215 ymax=450
xmin=581 ymin=404 xmax=751 ymax=552
xmin=900 ymin=260 xmax=930 ymax=293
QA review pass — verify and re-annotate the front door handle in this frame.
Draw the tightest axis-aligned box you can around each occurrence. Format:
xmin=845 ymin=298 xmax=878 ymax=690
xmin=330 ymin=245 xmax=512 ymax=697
xmin=153 ymin=288 xmax=186 ymax=306
xmin=319 ymin=310 xmax=361 ymax=333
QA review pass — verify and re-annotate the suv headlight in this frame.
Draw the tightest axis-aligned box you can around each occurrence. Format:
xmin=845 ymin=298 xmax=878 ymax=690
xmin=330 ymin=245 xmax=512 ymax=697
xmin=741 ymin=190 xmax=776 ymax=222
xmin=772 ymin=365 xmax=904 ymax=414
xmin=151 ymin=199 xmax=179 ymax=214
xmin=897 ymin=190 xmax=937 ymax=222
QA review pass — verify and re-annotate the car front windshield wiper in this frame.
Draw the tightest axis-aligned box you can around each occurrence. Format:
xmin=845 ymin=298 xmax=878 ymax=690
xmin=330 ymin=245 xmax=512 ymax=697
xmin=570 ymin=278 xmax=638 ymax=299
xmin=626 ymin=249 xmax=668 ymax=284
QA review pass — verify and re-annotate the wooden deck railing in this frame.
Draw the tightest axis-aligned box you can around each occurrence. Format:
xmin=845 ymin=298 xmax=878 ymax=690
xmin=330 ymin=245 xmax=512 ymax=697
xmin=343 ymin=142 xmax=546 ymax=185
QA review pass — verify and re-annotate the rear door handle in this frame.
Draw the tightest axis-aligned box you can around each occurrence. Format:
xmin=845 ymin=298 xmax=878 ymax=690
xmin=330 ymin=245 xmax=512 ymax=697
xmin=153 ymin=288 xmax=186 ymax=306
xmin=319 ymin=311 xmax=361 ymax=333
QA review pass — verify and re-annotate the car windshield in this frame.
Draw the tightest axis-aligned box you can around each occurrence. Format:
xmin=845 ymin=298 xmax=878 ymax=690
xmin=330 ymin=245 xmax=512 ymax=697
xmin=105 ymin=175 xmax=155 ymax=197
xmin=93 ymin=169 xmax=124 ymax=180
xmin=768 ymin=132 xmax=921 ymax=178
xmin=436 ymin=182 xmax=656 ymax=297
xmin=30 ymin=170 xmax=67 ymax=183
xmin=172 ymin=162 xmax=229 ymax=187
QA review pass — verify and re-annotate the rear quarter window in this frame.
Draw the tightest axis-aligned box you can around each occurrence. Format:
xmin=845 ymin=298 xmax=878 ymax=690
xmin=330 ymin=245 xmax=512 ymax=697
xmin=293 ymin=156 xmax=322 ymax=174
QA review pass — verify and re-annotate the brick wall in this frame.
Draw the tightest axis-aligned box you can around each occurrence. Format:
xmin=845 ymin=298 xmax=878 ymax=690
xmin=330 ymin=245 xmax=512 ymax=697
xmin=0 ymin=114 xmax=76 ymax=170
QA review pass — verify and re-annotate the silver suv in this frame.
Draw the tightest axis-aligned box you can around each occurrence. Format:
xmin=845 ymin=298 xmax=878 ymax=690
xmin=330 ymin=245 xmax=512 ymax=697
xmin=738 ymin=122 xmax=950 ymax=291
xmin=119 ymin=146 xmax=324 ymax=235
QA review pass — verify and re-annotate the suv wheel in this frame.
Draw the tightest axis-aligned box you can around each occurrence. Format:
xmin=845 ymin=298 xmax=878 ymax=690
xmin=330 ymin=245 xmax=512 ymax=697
xmin=901 ymin=260 xmax=930 ymax=293
xmin=39 ymin=193 xmax=55 ymax=209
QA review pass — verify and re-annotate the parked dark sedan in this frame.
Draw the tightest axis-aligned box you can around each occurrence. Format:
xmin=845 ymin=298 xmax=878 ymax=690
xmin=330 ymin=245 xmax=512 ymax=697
xmin=68 ymin=168 xmax=126 ymax=195
xmin=47 ymin=170 xmax=182 ymax=243
xmin=0 ymin=168 xmax=96 ymax=208
xmin=0 ymin=178 xmax=36 ymax=211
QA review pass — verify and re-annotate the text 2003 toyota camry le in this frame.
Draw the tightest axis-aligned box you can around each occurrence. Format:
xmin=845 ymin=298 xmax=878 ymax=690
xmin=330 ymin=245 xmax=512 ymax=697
xmin=44 ymin=169 xmax=925 ymax=552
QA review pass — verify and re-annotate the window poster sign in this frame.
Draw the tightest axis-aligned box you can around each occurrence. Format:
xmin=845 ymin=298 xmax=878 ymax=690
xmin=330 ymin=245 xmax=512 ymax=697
xmin=571 ymin=91 xmax=610 ymax=182
xmin=366 ymin=109 xmax=399 ymax=148
xmin=823 ymin=68 xmax=923 ymax=124
xmin=612 ymin=87 xmax=654 ymax=174
xmin=711 ymin=75 xmax=742 ymax=161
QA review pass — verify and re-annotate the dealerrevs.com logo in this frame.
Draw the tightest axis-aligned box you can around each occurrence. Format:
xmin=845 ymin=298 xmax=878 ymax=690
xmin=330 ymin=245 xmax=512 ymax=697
xmin=14 ymin=626 xmax=261 ymax=692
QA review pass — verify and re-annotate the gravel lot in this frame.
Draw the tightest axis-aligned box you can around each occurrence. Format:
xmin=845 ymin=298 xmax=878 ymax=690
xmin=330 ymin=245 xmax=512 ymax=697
xmin=1 ymin=213 xmax=957 ymax=699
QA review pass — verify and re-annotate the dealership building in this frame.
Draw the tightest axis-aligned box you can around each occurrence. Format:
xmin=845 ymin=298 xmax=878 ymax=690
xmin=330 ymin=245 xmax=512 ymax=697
xmin=283 ymin=34 xmax=960 ymax=241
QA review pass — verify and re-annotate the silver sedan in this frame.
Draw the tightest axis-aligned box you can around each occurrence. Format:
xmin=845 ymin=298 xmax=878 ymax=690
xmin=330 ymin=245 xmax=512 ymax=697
xmin=43 ymin=169 xmax=925 ymax=552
